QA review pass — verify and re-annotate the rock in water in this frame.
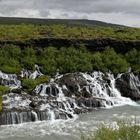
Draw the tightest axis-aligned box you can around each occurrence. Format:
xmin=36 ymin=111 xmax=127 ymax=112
xmin=116 ymin=72 xmax=140 ymax=101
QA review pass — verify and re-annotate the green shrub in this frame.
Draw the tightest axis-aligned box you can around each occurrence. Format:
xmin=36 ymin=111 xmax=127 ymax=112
xmin=38 ymin=47 xmax=58 ymax=74
xmin=21 ymin=47 xmax=37 ymax=70
xmin=21 ymin=78 xmax=37 ymax=92
xmin=81 ymin=121 xmax=140 ymax=140
xmin=21 ymin=76 xmax=50 ymax=92
xmin=36 ymin=75 xmax=50 ymax=85
xmin=92 ymin=52 xmax=104 ymax=71
xmin=125 ymin=49 xmax=140 ymax=74
xmin=0 ymin=44 xmax=21 ymax=58
xmin=101 ymin=47 xmax=128 ymax=74
xmin=0 ymin=44 xmax=140 ymax=75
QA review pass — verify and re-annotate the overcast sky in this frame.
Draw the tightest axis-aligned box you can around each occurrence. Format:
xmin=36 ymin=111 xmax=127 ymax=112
xmin=0 ymin=0 xmax=139 ymax=27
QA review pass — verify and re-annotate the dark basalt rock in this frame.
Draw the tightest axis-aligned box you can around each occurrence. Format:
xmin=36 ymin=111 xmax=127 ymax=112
xmin=0 ymin=38 xmax=140 ymax=54
xmin=116 ymin=73 xmax=140 ymax=101
xmin=11 ymin=88 xmax=22 ymax=94
xmin=56 ymin=73 xmax=88 ymax=97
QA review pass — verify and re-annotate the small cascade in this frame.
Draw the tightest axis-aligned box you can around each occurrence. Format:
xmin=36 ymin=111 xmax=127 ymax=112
xmin=116 ymin=72 xmax=140 ymax=100
xmin=129 ymin=73 xmax=140 ymax=94
xmin=80 ymin=72 xmax=135 ymax=107
xmin=0 ymin=71 xmax=21 ymax=89
xmin=20 ymin=65 xmax=43 ymax=79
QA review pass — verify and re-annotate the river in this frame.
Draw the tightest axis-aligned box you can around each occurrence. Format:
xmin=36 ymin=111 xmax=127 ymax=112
xmin=0 ymin=105 xmax=140 ymax=140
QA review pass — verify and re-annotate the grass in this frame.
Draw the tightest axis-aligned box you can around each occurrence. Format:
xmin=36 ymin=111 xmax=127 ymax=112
xmin=0 ymin=24 xmax=139 ymax=41
xmin=0 ymin=85 xmax=9 ymax=112
xmin=81 ymin=121 xmax=140 ymax=140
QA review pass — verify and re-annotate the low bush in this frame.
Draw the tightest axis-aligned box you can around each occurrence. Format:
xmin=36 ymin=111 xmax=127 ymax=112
xmin=21 ymin=78 xmax=37 ymax=92
xmin=81 ymin=121 xmax=140 ymax=140
xmin=21 ymin=76 xmax=50 ymax=92
xmin=0 ymin=44 xmax=140 ymax=75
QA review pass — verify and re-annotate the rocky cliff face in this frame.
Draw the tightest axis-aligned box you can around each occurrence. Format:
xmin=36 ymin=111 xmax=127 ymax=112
xmin=0 ymin=68 xmax=139 ymax=125
xmin=116 ymin=73 xmax=140 ymax=101
xmin=0 ymin=38 xmax=140 ymax=54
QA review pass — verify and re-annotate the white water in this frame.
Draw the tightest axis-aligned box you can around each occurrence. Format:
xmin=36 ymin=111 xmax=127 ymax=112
xmin=2 ymin=71 xmax=138 ymax=125
xmin=0 ymin=71 xmax=21 ymax=89
xmin=0 ymin=69 xmax=140 ymax=139
xmin=0 ymin=106 xmax=140 ymax=140
xmin=81 ymin=72 xmax=136 ymax=107
xmin=20 ymin=65 xmax=43 ymax=79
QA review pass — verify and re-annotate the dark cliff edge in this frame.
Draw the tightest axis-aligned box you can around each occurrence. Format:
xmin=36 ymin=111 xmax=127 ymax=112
xmin=0 ymin=38 xmax=140 ymax=53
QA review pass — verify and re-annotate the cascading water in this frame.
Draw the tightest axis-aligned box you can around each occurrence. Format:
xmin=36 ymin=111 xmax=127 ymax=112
xmin=81 ymin=72 xmax=135 ymax=108
xmin=20 ymin=65 xmax=43 ymax=79
xmin=0 ymin=71 xmax=21 ymax=89
xmin=0 ymin=70 xmax=139 ymax=125
xmin=116 ymin=72 xmax=140 ymax=100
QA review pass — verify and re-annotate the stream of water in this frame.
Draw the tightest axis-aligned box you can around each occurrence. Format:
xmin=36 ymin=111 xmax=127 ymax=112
xmin=0 ymin=105 xmax=140 ymax=140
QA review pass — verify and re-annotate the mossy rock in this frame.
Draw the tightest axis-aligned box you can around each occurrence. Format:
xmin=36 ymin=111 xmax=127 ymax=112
xmin=21 ymin=75 xmax=50 ymax=92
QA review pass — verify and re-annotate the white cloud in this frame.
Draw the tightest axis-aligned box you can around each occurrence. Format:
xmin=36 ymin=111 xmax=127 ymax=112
xmin=0 ymin=0 xmax=139 ymax=27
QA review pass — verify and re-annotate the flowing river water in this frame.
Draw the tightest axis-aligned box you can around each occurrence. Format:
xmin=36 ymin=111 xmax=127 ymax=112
xmin=0 ymin=105 xmax=140 ymax=140
xmin=0 ymin=67 xmax=140 ymax=139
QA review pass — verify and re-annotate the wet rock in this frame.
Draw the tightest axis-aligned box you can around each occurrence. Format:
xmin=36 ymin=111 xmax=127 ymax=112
xmin=57 ymin=73 xmax=86 ymax=92
xmin=116 ymin=73 xmax=140 ymax=101
xmin=11 ymin=88 xmax=22 ymax=94
xmin=1 ymin=71 xmax=138 ymax=125
xmin=0 ymin=71 xmax=21 ymax=89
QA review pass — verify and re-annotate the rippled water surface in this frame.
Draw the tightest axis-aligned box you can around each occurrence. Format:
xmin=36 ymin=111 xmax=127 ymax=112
xmin=0 ymin=106 xmax=140 ymax=140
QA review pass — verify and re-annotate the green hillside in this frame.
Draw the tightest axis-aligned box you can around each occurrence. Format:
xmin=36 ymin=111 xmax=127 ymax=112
xmin=0 ymin=17 xmax=122 ymax=27
xmin=0 ymin=17 xmax=139 ymax=75
xmin=0 ymin=18 xmax=139 ymax=41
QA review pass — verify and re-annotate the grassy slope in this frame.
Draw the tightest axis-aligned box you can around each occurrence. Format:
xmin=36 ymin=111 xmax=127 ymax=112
xmin=0 ymin=17 xmax=139 ymax=41
xmin=0 ymin=17 xmax=122 ymax=27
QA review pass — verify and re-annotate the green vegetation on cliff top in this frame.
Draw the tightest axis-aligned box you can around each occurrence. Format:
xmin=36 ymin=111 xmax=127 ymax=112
xmin=0 ymin=24 xmax=139 ymax=41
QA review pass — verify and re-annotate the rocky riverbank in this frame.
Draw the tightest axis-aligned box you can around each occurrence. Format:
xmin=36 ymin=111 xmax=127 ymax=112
xmin=0 ymin=66 xmax=139 ymax=125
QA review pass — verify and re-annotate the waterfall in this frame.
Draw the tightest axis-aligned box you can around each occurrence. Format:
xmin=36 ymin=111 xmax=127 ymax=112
xmin=81 ymin=72 xmax=135 ymax=107
xmin=0 ymin=71 xmax=139 ymax=125
xmin=20 ymin=65 xmax=43 ymax=79
xmin=0 ymin=71 xmax=21 ymax=89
